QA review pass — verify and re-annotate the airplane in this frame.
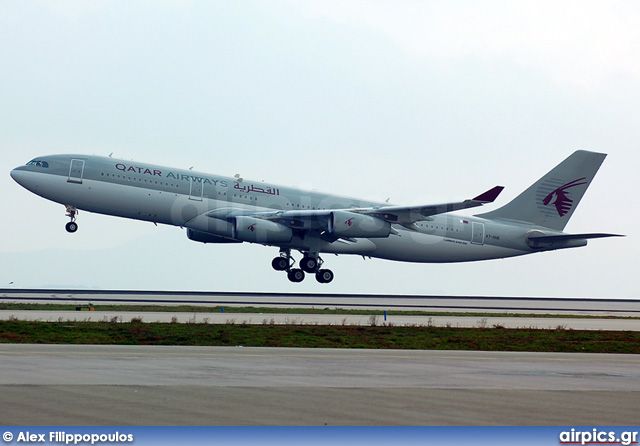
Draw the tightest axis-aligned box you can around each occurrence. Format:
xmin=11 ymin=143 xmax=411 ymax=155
xmin=10 ymin=150 xmax=621 ymax=283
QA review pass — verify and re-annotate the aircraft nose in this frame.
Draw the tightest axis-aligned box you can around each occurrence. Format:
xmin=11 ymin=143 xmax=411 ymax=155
xmin=10 ymin=167 xmax=27 ymax=186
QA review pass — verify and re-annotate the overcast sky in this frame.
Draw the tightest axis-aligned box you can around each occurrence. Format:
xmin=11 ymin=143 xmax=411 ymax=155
xmin=2 ymin=1 xmax=638 ymax=298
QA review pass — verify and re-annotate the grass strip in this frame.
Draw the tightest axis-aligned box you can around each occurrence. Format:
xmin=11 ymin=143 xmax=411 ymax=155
xmin=1 ymin=320 xmax=639 ymax=353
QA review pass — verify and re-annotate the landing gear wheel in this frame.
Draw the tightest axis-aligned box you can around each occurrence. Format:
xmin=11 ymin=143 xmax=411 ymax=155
xmin=65 ymin=222 xmax=78 ymax=233
xmin=316 ymin=269 xmax=334 ymax=284
xmin=287 ymin=268 xmax=305 ymax=283
xmin=300 ymin=256 xmax=318 ymax=273
xmin=272 ymin=257 xmax=289 ymax=271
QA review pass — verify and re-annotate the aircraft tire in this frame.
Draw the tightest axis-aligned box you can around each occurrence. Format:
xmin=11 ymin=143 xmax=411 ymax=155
xmin=65 ymin=222 xmax=78 ymax=233
xmin=271 ymin=257 xmax=289 ymax=271
xmin=316 ymin=269 xmax=334 ymax=284
xmin=287 ymin=268 xmax=305 ymax=283
xmin=300 ymin=256 xmax=318 ymax=273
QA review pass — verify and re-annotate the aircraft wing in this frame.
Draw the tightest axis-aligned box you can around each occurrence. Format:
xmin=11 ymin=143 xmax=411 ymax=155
xmin=204 ymin=186 xmax=504 ymax=233
xmin=352 ymin=186 xmax=504 ymax=226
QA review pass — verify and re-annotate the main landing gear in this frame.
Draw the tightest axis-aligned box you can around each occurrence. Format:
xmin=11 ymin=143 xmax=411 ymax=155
xmin=271 ymin=250 xmax=334 ymax=284
xmin=65 ymin=206 xmax=78 ymax=233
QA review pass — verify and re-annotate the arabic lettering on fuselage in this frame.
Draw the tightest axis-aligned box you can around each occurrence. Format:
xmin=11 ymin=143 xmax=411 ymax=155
xmin=234 ymin=182 xmax=280 ymax=195
xmin=114 ymin=163 xmax=228 ymax=187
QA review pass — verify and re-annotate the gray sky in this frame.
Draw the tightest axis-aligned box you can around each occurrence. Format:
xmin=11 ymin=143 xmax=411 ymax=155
xmin=2 ymin=1 xmax=638 ymax=298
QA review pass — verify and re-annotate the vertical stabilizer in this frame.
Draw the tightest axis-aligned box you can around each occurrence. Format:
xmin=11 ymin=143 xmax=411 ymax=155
xmin=476 ymin=150 xmax=606 ymax=231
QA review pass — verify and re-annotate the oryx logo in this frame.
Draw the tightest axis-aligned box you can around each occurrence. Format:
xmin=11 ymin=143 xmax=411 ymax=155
xmin=248 ymin=223 xmax=257 ymax=232
xmin=345 ymin=218 xmax=355 ymax=227
xmin=542 ymin=178 xmax=587 ymax=217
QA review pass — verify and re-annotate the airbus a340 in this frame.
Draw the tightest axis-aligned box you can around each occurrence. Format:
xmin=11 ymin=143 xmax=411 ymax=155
xmin=11 ymin=150 xmax=620 ymax=283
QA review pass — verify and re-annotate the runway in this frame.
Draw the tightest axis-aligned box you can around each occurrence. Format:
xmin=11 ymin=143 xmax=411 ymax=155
xmin=1 ymin=344 xmax=639 ymax=425
xmin=2 ymin=310 xmax=639 ymax=331
xmin=2 ymin=289 xmax=639 ymax=331
xmin=2 ymin=289 xmax=640 ymax=316
xmin=2 ymin=291 xmax=638 ymax=425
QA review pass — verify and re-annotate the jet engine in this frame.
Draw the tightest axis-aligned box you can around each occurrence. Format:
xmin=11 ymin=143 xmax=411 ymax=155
xmin=232 ymin=216 xmax=293 ymax=244
xmin=328 ymin=211 xmax=391 ymax=238
xmin=186 ymin=228 xmax=241 ymax=244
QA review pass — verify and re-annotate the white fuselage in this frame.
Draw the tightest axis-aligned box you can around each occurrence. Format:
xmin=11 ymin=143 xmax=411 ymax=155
xmin=10 ymin=154 xmax=561 ymax=264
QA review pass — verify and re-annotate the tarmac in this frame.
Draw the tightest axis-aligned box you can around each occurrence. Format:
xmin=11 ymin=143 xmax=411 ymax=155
xmin=1 ymin=344 xmax=638 ymax=425
xmin=1 ymin=310 xmax=638 ymax=331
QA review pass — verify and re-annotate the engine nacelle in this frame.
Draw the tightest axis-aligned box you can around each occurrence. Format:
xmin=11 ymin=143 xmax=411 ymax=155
xmin=187 ymin=229 xmax=241 ymax=244
xmin=233 ymin=216 xmax=293 ymax=244
xmin=328 ymin=211 xmax=391 ymax=238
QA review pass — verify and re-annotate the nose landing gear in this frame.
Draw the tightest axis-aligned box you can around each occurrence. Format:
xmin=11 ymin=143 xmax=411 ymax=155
xmin=65 ymin=206 xmax=78 ymax=233
xmin=272 ymin=250 xmax=334 ymax=283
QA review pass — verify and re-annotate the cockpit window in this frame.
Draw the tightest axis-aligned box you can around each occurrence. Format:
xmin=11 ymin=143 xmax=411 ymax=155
xmin=26 ymin=160 xmax=49 ymax=168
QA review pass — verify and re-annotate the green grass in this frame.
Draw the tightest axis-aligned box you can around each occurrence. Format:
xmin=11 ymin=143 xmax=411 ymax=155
xmin=2 ymin=303 xmax=636 ymax=353
xmin=1 ymin=320 xmax=639 ymax=353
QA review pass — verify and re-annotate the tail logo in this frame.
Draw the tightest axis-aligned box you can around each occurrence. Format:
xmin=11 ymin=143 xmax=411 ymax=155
xmin=541 ymin=178 xmax=587 ymax=217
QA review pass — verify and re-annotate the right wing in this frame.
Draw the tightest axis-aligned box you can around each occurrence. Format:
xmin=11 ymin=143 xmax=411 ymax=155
xmin=195 ymin=185 xmax=504 ymax=240
xmin=352 ymin=186 xmax=504 ymax=227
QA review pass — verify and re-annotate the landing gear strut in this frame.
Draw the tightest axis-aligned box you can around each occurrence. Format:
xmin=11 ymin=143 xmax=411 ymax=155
xmin=272 ymin=250 xmax=334 ymax=283
xmin=65 ymin=206 xmax=78 ymax=233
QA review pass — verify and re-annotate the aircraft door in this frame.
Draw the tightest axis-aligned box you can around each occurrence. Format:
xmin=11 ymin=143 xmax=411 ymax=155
xmin=189 ymin=177 xmax=203 ymax=201
xmin=471 ymin=222 xmax=485 ymax=245
xmin=67 ymin=159 xmax=85 ymax=184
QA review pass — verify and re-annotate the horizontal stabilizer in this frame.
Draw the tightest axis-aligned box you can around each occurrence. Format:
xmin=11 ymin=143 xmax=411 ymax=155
xmin=527 ymin=233 xmax=624 ymax=243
